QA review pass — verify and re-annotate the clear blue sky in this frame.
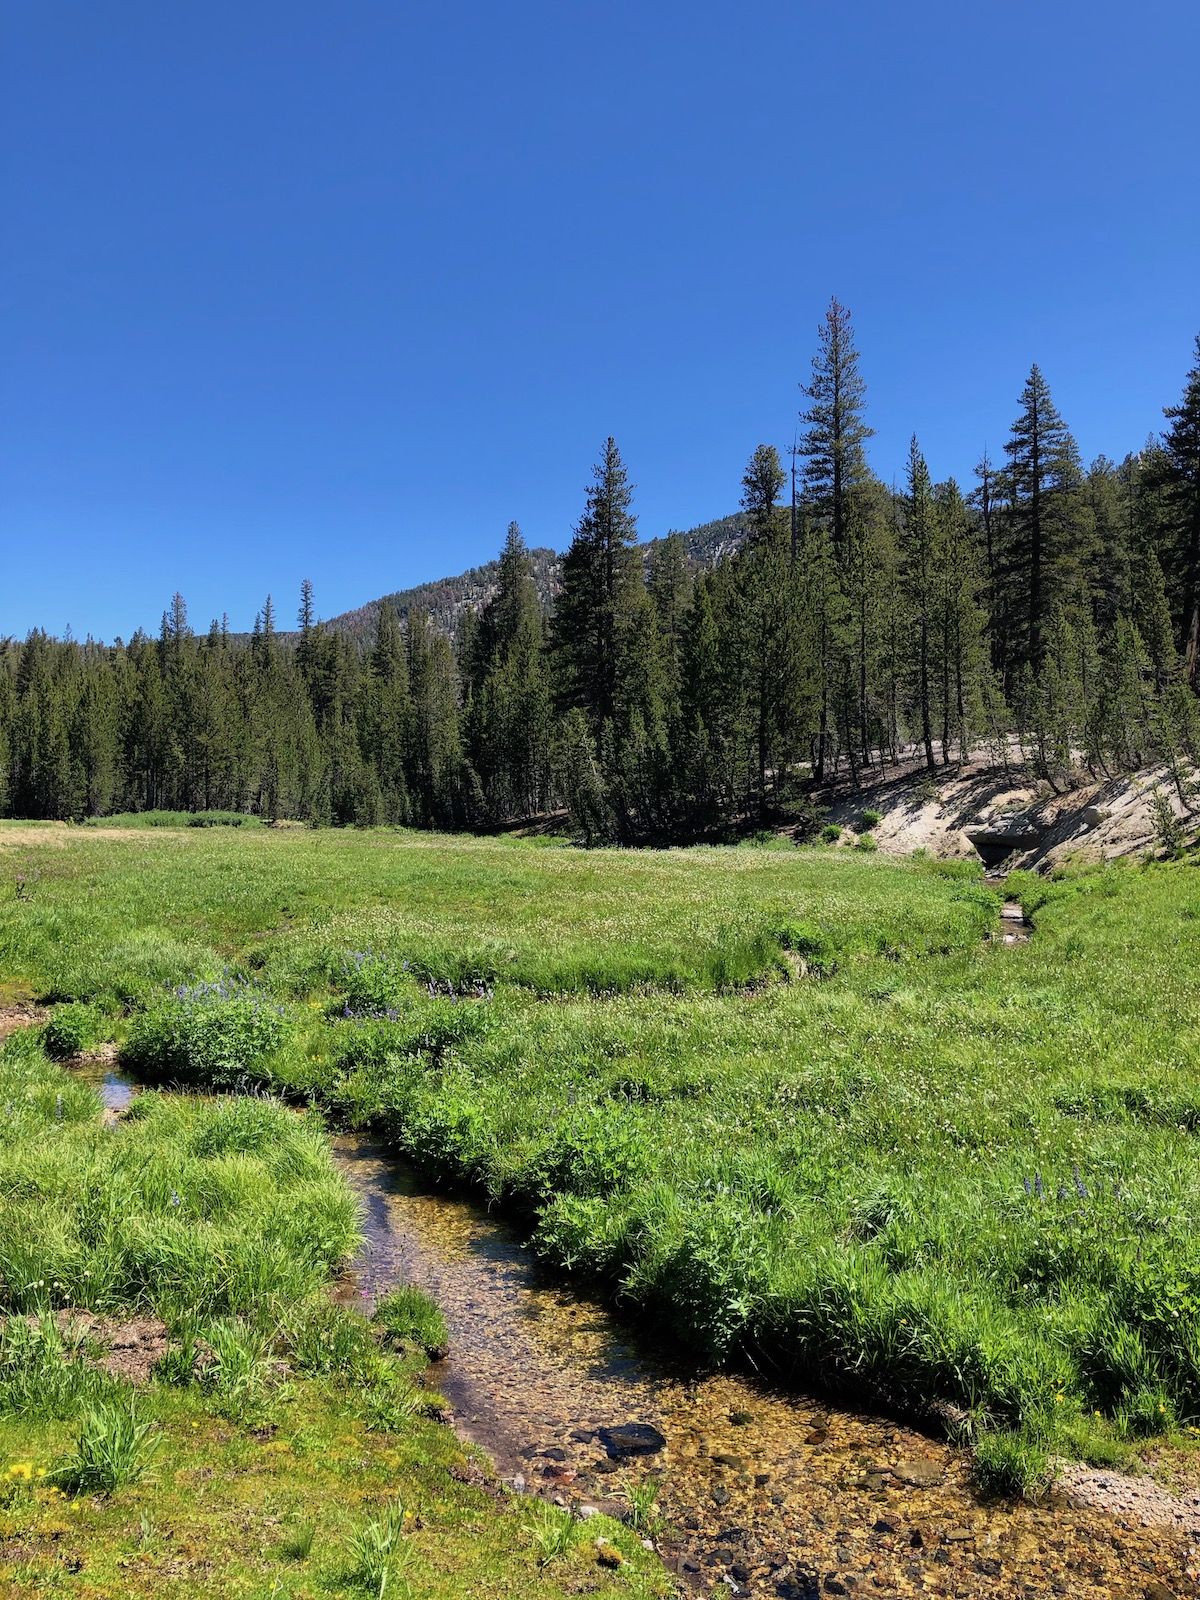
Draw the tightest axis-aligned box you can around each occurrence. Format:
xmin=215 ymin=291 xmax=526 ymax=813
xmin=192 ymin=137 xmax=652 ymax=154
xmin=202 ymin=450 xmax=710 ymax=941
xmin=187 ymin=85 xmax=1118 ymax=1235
xmin=2 ymin=0 xmax=1197 ymax=641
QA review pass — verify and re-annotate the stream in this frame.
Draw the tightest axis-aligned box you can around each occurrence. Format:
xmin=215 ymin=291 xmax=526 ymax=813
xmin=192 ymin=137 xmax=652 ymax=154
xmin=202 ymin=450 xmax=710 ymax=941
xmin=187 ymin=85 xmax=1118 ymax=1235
xmin=78 ymin=1015 xmax=1199 ymax=1600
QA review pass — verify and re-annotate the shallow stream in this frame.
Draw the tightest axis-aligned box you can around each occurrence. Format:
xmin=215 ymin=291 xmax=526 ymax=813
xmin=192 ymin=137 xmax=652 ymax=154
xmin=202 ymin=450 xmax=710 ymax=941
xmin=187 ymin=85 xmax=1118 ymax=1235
xmin=79 ymin=1024 xmax=1198 ymax=1600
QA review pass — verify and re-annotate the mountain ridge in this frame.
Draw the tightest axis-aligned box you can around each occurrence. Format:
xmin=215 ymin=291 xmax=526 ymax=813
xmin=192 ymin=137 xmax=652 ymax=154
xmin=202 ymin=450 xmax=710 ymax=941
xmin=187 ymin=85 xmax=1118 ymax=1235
xmin=317 ymin=512 xmax=748 ymax=641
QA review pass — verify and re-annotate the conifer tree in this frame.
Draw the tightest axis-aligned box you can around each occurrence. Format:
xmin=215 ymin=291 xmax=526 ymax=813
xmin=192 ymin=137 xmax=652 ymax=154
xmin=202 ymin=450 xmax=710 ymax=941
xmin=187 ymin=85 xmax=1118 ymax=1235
xmin=901 ymin=439 xmax=938 ymax=773
xmin=467 ymin=524 xmax=552 ymax=820
xmin=1159 ymin=335 xmax=1200 ymax=686
xmin=552 ymin=438 xmax=641 ymax=731
xmin=799 ymin=299 xmax=874 ymax=786
xmin=1003 ymin=366 xmax=1089 ymax=676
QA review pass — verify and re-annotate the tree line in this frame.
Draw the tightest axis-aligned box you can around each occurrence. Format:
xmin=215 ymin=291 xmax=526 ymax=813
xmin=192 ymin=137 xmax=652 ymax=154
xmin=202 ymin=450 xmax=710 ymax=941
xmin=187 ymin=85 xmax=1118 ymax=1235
xmin=3 ymin=304 xmax=1198 ymax=840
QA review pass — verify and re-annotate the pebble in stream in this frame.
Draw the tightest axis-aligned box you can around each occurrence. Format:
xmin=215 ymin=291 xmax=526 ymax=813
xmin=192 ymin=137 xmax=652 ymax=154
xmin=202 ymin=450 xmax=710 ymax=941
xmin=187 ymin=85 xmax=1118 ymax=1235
xmin=333 ymin=1138 xmax=1199 ymax=1599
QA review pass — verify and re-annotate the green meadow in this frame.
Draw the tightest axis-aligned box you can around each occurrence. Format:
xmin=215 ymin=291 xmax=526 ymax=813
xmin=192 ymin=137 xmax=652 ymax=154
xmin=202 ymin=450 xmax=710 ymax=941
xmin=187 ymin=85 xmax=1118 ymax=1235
xmin=2 ymin=819 xmax=1200 ymax=1530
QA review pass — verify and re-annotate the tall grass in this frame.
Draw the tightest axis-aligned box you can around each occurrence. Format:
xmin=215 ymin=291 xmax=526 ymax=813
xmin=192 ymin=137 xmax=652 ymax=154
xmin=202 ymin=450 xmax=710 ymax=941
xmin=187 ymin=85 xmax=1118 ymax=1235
xmin=3 ymin=822 xmax=1200 ymax=1473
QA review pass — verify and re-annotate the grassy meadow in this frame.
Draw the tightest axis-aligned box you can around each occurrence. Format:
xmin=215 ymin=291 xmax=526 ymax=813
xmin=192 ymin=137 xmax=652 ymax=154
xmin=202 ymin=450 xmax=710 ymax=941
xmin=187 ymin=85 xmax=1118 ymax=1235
xmin=2 ymin=819 xmax=1200 ymax=1510
xmin=0 ymin=947 xmax=667 ymax=1596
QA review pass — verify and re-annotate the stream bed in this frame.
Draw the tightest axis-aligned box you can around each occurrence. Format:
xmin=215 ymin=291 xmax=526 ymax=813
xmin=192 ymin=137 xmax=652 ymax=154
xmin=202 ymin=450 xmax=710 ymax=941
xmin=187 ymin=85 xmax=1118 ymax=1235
xmin=330 ymin=1132 xmax=1196 ymax=1599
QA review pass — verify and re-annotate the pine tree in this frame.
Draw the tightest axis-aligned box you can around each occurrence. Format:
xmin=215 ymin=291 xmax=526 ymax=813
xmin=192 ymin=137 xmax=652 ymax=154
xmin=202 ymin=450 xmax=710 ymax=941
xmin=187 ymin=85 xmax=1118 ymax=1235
xmin=407 ymin=609 xmax=464 ymax=827
xmin=1158 ymin=335 xmax=1200 ymax=686
xmin=1003 ymin=366 xmax=1091 ymax=676
xmin=799 ymin=299 xmax=874 ymax=786
xmin=467 ymin=525 xmax=552 ymax=821
xmin=357 ymin=602 xmax=412 ymax=822
xmin=552 ymin=438 xmax=641 ymax=731
xmin=800 ymin=299 xmax=874 ymax=555
xmin=901 ymin=439 xmax=938 ymax=773
xmin=735 ymin=444 xmax=809 ymax=816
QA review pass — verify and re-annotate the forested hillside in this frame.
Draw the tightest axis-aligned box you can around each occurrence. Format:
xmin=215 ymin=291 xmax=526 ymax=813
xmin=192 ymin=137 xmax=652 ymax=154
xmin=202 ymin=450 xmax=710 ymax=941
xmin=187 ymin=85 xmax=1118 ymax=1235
xmin=2 ymin=304 xmax=1198 ymax=839
xmin=302 ymin=514 xmax=747 ymax=643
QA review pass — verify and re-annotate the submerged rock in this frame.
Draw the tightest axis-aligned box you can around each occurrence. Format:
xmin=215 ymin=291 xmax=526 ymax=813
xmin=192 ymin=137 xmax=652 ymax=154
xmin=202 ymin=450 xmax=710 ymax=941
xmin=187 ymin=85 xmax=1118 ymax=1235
xmin=891 ymin=1455 xmax=945 ymax=1488
xmin=597 ymin=1421 xmax=666 ymax=1457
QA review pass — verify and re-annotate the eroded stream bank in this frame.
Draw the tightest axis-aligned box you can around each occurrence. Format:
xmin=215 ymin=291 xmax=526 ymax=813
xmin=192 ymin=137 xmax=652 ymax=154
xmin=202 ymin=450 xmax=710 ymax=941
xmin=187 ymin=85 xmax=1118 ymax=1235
xmin=65 ymin=1024 xmax=1199 ymax=1600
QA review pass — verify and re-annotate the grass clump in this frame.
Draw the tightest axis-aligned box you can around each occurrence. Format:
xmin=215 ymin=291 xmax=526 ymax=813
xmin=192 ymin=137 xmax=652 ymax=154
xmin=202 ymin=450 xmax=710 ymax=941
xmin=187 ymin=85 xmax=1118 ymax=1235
xmin=374 ymin=1287 xmax=450 ymax=1359
xmin=278 ymin=1519 xmax=317 ymax=1561
xmin=50 ymin=1399 xmax=159 ymax=1494
xmin=344 ymin=1498 xmax=410 ymax=1592
xmin=971 ymin=1430 xmax=1049 ymax=1499
xmin=42 ymin=1001 xmax=103 ymax=1059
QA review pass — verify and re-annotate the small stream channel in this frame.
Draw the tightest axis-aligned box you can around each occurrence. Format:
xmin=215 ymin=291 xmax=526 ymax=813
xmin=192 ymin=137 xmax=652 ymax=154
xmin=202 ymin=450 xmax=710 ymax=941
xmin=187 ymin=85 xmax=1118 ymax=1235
xmin=64 ymin=906 xmax=1198 ymax=1598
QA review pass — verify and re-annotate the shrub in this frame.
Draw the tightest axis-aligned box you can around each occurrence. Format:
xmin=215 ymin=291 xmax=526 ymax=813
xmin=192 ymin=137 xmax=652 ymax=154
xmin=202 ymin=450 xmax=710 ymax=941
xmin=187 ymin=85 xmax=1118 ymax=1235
xmin=43 ymin=1003 xmax=102 ymax=1059
xmin=855 ymin=832 xmax=878 ymax=852
xmin=819 ymin=824 xmax=842 ymax=844
xmin=858 ymin=809 xmax=882 ymax=832
xmin=1149 ymin=789 xmax=1184 ymax=856
xmin=373 ymin=1286 xmax=449 ymax=1359
xmin=533 ymin=1107 xmax=652 ymax=1202
xmin=123 ymin=980 xmax=289 ymax=1087
xmin=51 ymin=1400 xmax=159 ymax=1495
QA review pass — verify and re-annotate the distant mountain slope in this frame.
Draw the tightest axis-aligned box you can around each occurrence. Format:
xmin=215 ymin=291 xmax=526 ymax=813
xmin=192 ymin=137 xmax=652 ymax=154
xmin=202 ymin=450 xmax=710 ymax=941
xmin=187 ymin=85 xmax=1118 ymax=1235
xmin=323 ymin=512 xmax=747 ymax=641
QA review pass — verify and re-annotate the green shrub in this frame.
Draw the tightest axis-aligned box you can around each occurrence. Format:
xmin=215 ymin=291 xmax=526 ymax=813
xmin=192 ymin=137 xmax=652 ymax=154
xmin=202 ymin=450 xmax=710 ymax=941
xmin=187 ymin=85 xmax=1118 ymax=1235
xmin=819 ymin=823 xmax=842 ymax=844
xmin=43 ymin=1003 xmax=103 ymax=1059
xmin=854 ymin=832 xmax=878 ymax=852
xmin=123 ymin=981 xmax=289 ymax=1086
xmin=373 ymin=1286 xmax=449 ymax=1359
xmin=858 ymin=809 xmax=882 ymax=831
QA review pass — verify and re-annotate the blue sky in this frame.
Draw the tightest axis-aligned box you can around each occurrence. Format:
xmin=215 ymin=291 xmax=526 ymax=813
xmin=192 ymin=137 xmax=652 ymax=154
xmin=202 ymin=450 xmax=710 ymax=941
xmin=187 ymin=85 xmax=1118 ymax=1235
xmin=2 ymin=0 xmax=1198 ymax=640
